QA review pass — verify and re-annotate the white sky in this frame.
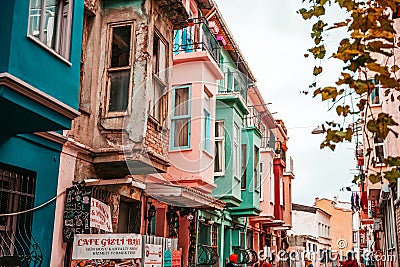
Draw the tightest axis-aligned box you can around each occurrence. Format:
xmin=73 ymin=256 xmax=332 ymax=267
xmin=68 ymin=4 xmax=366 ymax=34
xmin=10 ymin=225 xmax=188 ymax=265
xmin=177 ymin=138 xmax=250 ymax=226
xmin=215 ymin=0 xmax=355 ymax=205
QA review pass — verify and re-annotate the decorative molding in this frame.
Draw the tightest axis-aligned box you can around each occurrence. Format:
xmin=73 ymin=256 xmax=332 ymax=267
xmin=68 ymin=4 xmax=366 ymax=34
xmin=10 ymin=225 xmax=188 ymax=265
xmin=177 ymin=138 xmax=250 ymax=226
xmin=0 ymin=72 xmax=80 ymax=120
xmin=34 ymin=131 xmax=68 ymax=145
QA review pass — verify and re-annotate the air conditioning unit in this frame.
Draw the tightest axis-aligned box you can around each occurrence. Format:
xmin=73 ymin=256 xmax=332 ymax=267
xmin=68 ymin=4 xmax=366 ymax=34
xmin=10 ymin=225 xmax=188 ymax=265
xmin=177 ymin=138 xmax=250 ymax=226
xmin=373 ymin=218 xmax=382 ymax=231
xmin=380 ymin=184 xmax=390 ymax=200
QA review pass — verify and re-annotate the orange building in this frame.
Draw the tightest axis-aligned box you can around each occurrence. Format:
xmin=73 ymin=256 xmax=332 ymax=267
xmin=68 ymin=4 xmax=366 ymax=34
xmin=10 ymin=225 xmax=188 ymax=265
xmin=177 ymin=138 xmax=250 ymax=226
xmin=315 ymin=198 xmax=353 ymax=254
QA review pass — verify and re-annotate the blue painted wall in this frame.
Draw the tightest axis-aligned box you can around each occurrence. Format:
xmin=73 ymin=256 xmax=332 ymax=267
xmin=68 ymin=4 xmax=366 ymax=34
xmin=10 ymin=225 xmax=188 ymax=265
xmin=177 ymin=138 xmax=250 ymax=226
xmin=5 ymin=0 xmax=84 ymax=110
xmin=0 ymin=1 xmax=14 ymax=72
xmin=0 ymin=134 xmax=62 ymax=267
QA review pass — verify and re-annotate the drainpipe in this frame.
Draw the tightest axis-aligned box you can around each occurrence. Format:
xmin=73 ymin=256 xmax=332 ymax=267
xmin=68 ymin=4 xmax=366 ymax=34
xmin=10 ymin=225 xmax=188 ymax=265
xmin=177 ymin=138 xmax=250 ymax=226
xmin=245 ymin=217 xmax=249 ymax=248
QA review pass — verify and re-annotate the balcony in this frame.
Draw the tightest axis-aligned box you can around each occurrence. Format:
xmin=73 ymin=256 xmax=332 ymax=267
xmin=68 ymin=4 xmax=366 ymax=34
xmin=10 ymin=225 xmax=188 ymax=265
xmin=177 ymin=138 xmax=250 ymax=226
xmin=173 ymin=18 xmax=220 ymax=64
xmin=218 ymin=69 xmax=250 ymax=103
xmin=245 ymin=107 xmax=266 ymax=135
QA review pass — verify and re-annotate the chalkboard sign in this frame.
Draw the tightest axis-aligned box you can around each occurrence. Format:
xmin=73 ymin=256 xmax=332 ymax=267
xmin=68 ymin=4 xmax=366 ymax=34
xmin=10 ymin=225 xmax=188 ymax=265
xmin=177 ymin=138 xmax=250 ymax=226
xmin=63 ymin=184 xmax=91 ymax=243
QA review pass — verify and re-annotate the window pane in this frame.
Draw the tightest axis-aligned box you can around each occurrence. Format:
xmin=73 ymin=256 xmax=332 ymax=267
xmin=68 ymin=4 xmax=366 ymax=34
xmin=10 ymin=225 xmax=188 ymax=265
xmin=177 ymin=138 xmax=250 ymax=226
xmin=174 ymin=87 xmax=189 ymax=116
xmin=203 ymin=111 xmax=210 ymax=151
xmin=173 ymin=118 xmax=189 ymax=147
xmin=158 ymin=40 xmax=166 ymax=82
xmin=111 ymin=25 xmax=131 ymax=68
xmin=241 ymin=144 xmax=246 ymax=188
xmin=371 ymin=87 xmax=380 ymax=105
xmin=151 ymin=79 xmax=164 ymax=121
xmin=59 ymin=0 xmax=71 ymax=57
xmin=152 ymin=35 xmax=159 ymax=74
xmin=375 ymin=144 xmax=384 ymax=164
xmin=254 ymin=146 xmax=259 ymax=190
xmin=29 ymin=0 xmax=43 ymax=38
xmin=45 ymin=0 xmax=60 ymax=49
xmin=108 ymin=70 xmax=130 ymax=112
xmin=214 ymin=140 xmax=222 ymax=172
xmin=215 ymin=121 xmax=224 ymax=138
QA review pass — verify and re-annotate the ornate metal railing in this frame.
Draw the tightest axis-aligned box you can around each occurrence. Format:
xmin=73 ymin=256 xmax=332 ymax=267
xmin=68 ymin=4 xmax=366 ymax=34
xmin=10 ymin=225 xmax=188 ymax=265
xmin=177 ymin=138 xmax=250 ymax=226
xmin=197 ymin=244 xmax=218 ymax=266
xmin=232 ymin=246 xmax=258 ymax=265
xmin=246 ymin=248 xmax=258 ymax=264
xmin=245 ymin=107 xmax=266 ymax=134
xmin=173 ymin=18 xmax=220 ymax=63
xmin=0 ymin=164 xmax=43 ymax=267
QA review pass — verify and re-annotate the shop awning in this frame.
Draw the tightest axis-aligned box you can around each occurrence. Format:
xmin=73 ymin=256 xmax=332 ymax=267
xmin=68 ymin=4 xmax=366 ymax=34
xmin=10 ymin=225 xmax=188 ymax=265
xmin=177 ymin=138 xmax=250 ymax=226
xmin=262 ymin=219 xmax=284 ymax=227
xmin=145 ymin=183 xmax=225 ymax=210
xmin=271 ymin=224 xmax=292 ymax=231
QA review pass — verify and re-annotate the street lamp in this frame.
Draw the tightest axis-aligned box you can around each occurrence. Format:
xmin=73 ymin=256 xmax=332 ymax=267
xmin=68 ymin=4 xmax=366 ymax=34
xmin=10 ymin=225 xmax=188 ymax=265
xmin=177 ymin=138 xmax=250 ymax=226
xmin=147 ymin=203 xmax=156 ymax=235
xmin=311 ymin=125 xmax=325 ymax=134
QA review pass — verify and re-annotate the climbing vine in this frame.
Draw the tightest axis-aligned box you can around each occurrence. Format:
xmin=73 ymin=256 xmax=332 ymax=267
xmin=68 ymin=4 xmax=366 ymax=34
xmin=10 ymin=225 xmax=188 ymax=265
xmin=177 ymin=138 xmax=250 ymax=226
xmin=299 ymin=0 xmax=400 ymax=184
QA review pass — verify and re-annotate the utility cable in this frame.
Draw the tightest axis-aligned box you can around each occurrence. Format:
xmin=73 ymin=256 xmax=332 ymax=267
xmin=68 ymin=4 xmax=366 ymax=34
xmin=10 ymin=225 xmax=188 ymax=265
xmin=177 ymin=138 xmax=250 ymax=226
xmin=0 ymin=189 xmax=66 ymax=217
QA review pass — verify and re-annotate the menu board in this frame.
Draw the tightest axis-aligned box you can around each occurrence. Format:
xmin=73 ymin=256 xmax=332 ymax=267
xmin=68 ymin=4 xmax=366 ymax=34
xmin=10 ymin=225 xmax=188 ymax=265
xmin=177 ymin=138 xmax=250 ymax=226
xmin=63 ymin=185 xmax=92 ymax=243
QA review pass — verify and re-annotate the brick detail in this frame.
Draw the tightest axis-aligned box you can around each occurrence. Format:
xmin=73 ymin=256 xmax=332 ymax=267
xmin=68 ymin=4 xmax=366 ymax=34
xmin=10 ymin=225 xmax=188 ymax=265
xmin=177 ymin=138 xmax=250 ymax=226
xmin=144 ymin=118 xmax=169 ymax=162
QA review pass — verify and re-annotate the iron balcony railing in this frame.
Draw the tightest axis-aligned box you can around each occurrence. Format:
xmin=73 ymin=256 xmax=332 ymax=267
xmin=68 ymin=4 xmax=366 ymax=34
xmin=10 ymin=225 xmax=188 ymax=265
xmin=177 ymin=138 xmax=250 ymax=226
xmin=261 ymin=129 xmax=276 ymax=149
xmin=245 ymin=106 xmax=266 ymax=134
xmin=173 ymin=18 xmax=221 ymax=63
xmin=218 ymin=69 xmax=251 ymax=102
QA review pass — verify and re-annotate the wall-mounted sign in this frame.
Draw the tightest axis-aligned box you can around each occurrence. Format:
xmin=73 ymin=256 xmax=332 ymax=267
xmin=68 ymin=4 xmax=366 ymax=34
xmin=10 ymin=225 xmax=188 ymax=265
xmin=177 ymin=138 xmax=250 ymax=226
xmin=63 ymin=185 xmax=91 ymax=243
xmin=72 ymin=233 xmax=142 ymax=260
xmin=90 ymin=198 xmax=112 ymax=232
xmin=164 ymin=249 xmax=172 ymax=267
xmin=144 ymin=244 xmax=163 ymax=267
xmin=172 ymin=249 xmax=181 ymax=267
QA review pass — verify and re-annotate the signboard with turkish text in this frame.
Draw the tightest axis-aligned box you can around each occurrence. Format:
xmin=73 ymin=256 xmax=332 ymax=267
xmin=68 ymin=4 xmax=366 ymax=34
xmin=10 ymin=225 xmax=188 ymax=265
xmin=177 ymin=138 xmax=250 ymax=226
xmin=90 ymin=198 xmax=113 ymax=232
xmin=163 ymin=249 xmax=172 ymax=267
xmin=72 ymin=233 xmax=142 ymax=260
xmin=172 ymin=249 xmax=181 ymax=267
xmin=63 ymin=185 xmax=91 ymax=243
xmin=144 ymin=244 xmax=163 ymax=267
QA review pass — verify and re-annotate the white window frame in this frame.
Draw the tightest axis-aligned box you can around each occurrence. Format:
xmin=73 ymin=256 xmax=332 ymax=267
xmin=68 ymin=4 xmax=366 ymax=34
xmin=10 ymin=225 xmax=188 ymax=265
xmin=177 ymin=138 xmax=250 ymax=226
xmin=104 ymin=22 xmax=134 ymax=117
xmin=27 ymin=0 xmax=73 ymax=60
xmin=214 ymin=120 xmax=225 ymax=176
xmin=254 ymin=145 xmax=259 ymax=192
xmin=171 ymin=85 xmax=191 ymax=150
xmin=150 ymin=30 xmax=168 ymax=124
xmin=373 ymin=135 xmax=386 ymax=166
xmin=370 ymin=85 xmax=382 ymax=106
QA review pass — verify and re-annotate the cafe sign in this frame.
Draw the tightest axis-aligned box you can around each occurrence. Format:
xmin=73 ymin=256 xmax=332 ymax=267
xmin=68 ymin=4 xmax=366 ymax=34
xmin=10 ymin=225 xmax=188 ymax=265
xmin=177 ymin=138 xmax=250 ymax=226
xmin=72 ymin=233 xmax=142 ymax=260
xmin=90 ymin=198 xmax=112 ymax=232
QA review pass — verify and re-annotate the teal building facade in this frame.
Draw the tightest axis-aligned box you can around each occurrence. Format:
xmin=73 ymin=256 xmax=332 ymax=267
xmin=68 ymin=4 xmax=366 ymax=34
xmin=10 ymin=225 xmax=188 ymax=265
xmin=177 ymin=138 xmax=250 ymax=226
xmin=0 ymin=0 xmax=83 ymax=265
